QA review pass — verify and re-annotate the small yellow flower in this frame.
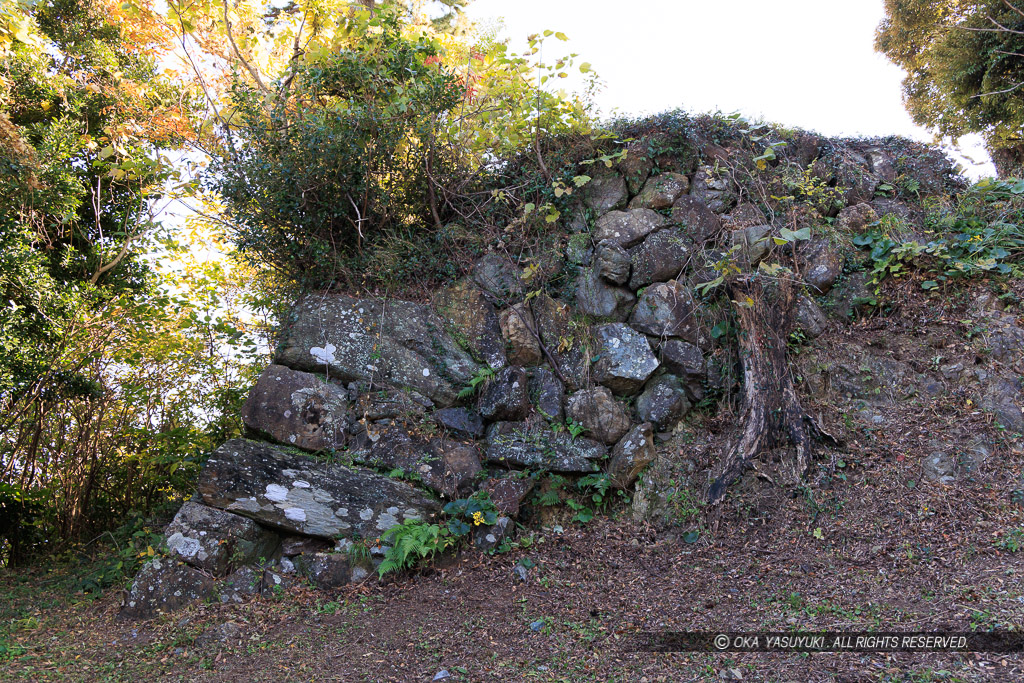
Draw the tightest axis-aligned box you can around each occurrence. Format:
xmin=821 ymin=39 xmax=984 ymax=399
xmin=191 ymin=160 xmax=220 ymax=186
xmin=472 ymin=511 xmax=484 ymax=526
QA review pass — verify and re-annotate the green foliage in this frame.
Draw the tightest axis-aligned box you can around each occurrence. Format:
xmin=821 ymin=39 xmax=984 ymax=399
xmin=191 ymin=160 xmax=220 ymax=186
xmin=876 ymin=0 xmax=1024 ymax=168
xmin=995 ymin=528 xmax=1024 ymax=552
xmin=457 ymin=366 xmax=496 ymax=399
xmin=442 ymin=492 xmax=499 ymax=536
xmin=376 ymin=519 xmax=453 ymax=577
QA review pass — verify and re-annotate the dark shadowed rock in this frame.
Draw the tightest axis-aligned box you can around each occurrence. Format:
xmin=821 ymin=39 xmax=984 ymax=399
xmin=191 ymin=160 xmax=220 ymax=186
xmin=636 ymin=375 xmax=690 ymax=430
xmin=618 ymin=138 xmax=655 ymax=195
xmin=299 ymin=553 xmax=373 ymax=589
xmin=592 ymin=323 xmax=659 ymax=395
xmin=242 ymin=364 xmax=351 ymax=452
xmin=670 ymin=195 xmax=722 ymax=242
xmin=689 ymin=165 xmax=735 ymax=213
xmin=473 ymin=516 xmax=514 ymax=552
xmin=499 ymin=304 xmax=543 ymax=367
xmin=795 ymin=295 xmax=828 ymax=338
xmin=531 ymin=295 xmax=590 ymax=391
xmin=120 ymin=558 xmax=217 ymax=619
xmin=485 ymin=422 xmax=605 ymax=472
xmin=354 ymin=387 xmax=431 ymax=421
xmin=723 ymin=202 xmax=767 ymax=229
xmin=801 ymin=239 xmax=843 ymax=294
xmin=628 ymin=227 xmax=692 ymax=290
xmin=660 ymin=339 xmax=706 ymax=401
xmin=583 ymin=174 xmax=628 ymax=213
xmin=629 ymin=173 xmax=690 ymax=210
xmin=731 ymin=225 xmax=772 ymax=267
xmin=275 ymin=294 xmax=478 ymax=408
xmin=433 ymin=407 xmax=485 ymax=439
xmin=471 ymin=254 xmax=523 ymax=303
xmin=164 ymin=501 xmax=279 ymax=577
xmin=565 ymin=386 xmax=632 ymax=445
xmin=595 ymin=239 xmax=631 ymax=285
xmin=482 ymin=476 xmax=536 ymax=517
xmin=629 ymin=281 xmax=702 ymax=343
xmin=608 ymin=423 xmax=656 ymax=488
xmin=527 ymin=367 xmax=565 ymax=422
xmin=478 ymin=366 xmax=530 ymax=422
xmin=593 ymin=209 xmax=670 ymax=248
xmin=198 ymin=439 xmax=441 ymax=540
xmin=827 ymin=272 xmax=874 ymax=319
xmin=575 ymin=268 xmax=636 ymax=321
xmin=983 ymin=377 xmax=1024 ymax=433
xmin=363 ymin=427 xmax=482 ymax=498
xmin=280 ymin=535 xmax=332 ymax=557
xmin=432 ymin=278 xmax=508 ymax=370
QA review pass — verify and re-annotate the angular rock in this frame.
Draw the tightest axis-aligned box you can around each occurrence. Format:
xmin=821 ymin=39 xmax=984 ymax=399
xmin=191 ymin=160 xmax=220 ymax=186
xmin=432 ymin=278 xmax=507 ymax=370
xmin=478 ymin=365 xmax=530 ymax=422
xmin=618 ymin=138 xmax=654 ymax=195
xmin=164 ymin=501 xmax=280 ymax=577
xmin=628 ymin=227 xmax=692 ymax=290
xmin=575 ymin=268 xmax=636 ymax=321
xmin=362 ymin=426 xmax=482 ymax=498
xmin=280 ymin=535 xmax=332 ymax=557
xmin=531 ymin=294 xmax=590 ymax=391
xmin=198 ymin=439 xmax=441 ymax=540
xmin=120 ymin=557 xmax=217 ymax=619
xmin=731 ymin=225 xmax=772 ymax=267
xmin=473 ymin=516 xmax=514 ymax=552
xmin=592 ymin=323 xmax=660 ymax=395
xmin=219 ymin=566 xmax=290 ymax=601
xmin=836 ymin=202 xmax=878 ymax=233
xmin=242 ymin=364 xmax=351 ymax=452
xmin=660 ymin=339 xmax=705 ymax=380
xmin=583 ymin=174 xmax=628 ymax=213
xmin=433 ymin=407 xmax=485 ymax=439
xmin=689 ymin=165 xmax=735 ymax=213
xmin=608 ymin=423 xmax=656 ymax=488
xmin=565 ymin=233 xmax=593 ymax=266
xmin=827 ymin=272 xmax=874 ymax=319
xmin=275 ymin=294 xmax=478 ymax=408
xmin=723 ymin=202 xmax=767 ymax=229
xmin=593 ymin=209 xmax=670 ymax=248
xmin=595 ymin=239 xmax=631 ymax=285
xmin=499 ymin=304 xmax=543 ymax=367
xmin=471 ymin=253 xmax=523 ymax=304
xmin=628 ymin=172 xmax=690 ymax=210
xmin=629 ymin=281 xmax=702 ymax=342
xmin=801 ymin=239 xmax=842 ymax=294
xmin=670 ymin=195 xmax=723 ymax=242
xmin=485 ymin=422 xmax=605 ymax=472
xmin=922 ymin=448 xmax=956 ymax=485
xmin=795 ymin=295 xmax=828 ymax=338
xmin=300 ymin=552 xmax=373 ymax=589
xmin=482 ymin=476 xmax=536 ymax=517
xmin=354 ymin=387 xmax=431 ymax=421
xmin=983 ymin=378 xmax=1024 ymax=433
xmin=565 ymin=386 xmax=632 ymax=445
xmin=527 ymin=366 xmax=565 ymax=422
xmin=636 ymin=375 xmax=690 ymax=430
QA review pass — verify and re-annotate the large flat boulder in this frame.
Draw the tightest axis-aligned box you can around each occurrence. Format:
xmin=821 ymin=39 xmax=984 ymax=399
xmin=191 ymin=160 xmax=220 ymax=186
xmin=164 ymin=501 xmax=280 ymax=576
xmin=485 ymin=422 xmax=604 ymax=472
xmin=198 ymin=439 xmax=441 ymax=540
xmin=241 ymin=364 xmax=352 ymax=452
xmin=593 ymin=209 xmax=670 ymax=248
xmin=275 ymin=294 xmax=478 ymax=407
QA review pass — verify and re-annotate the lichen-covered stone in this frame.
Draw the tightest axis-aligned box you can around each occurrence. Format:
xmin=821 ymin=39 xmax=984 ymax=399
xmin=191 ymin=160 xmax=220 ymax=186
xmin=481 ymin=475 xmax=535 ymax=517
xmin=120 ymin=557 xmax=217 ymax=619
xmin=242 ymin=364 xmax=352 ymax=452
xmin=432 ymin=278 xmax=508 ymax=370
xmin=433 ymin=407 xmax=485 ymax=439
xmin=628 ymin=228 xmax=692 ymax=290
xmin=836 ymin=202 xmax=878 ymax=233
xmin=499 ymin=304 xmax=543 ymax=367
xmin=660 ymin=340 xmax=706 ymax=401
xmin=795 ymin=295 xmax=828 ymax=338
xmin=592 ymin=323 xmax=659 ymax=395
xmin=478 ymin=365 xmax=530 ymax=422
xmin=300 ymin=552 xmax=373 ymax=589
xmin=473 ymin=516 xmax=514 ymax=552
xmin=670 ymin=195 xmax=723 ymax=242
xmin=275 ymin=294 xmax=478 ymax=408
xmin=689 ymin=165 xmax=736 ymax=214
xmin=354 ymin=387 xmax=431 ymax=421
xmin=565 ymin=386 xmax=632 ymax=445
xmin=164 ymin=501 xmax=279 ymax=577
xmin=485 ymin=422 xmax=605 ymax=472
xmin=531 ymin=294 xmax=590 ymax=391
xmin=608 ymin=422 xmax=656 ymax=488
xmin=198 ymin=439 xmax=441 ymax=540
xmin=593 ymin=209 xmax=670 ymax=248
xmin=801 ymin=239 xmax=843 ymax=295
xmin=635 ymin=375 xmax=690 ymax=430
xmin=361 ymin=427 xmax=482 ymax=498
xmin=594 ymin=239 xmax=631 ymax=285
xmin=575 ymin=268 xmax=636 ymax=321
xmin=527 ymin=366 xmax=565 ymax=422
xmin=629 ymin=281 xmax=702 ymax=343
xmin=723 ymin=202 xmax=767 ymax=228
xmin=628 ymin=172 xmax=690 ymax=210
xmin=731 ymin=225 xmax=772 ymax=267
xmin=471 ymin=253 xmax=523 ymax=303
xmin=583 ymin=174 xmax=628 ymax=213
xmin=618 ymin=138 xmax=655 ymax=195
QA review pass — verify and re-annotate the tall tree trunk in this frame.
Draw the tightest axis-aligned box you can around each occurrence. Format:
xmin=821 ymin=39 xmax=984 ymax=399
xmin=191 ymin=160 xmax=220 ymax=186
xmin=707 ymin=274 xmax=835 ymax=504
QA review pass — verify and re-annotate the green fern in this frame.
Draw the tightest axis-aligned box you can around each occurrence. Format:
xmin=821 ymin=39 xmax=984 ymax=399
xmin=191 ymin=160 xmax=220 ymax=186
xmin=377 ymin=519 xmax=452 ymax=577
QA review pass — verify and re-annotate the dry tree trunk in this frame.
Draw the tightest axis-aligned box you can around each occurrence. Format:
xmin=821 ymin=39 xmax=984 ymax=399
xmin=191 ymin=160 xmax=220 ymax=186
xmin=707 ymin=274 xmax=836 ymax=504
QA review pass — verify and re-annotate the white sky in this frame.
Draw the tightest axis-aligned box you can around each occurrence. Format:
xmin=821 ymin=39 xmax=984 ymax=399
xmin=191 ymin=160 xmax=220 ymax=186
xmin=466 ymin=0 xmax=996 ymax=178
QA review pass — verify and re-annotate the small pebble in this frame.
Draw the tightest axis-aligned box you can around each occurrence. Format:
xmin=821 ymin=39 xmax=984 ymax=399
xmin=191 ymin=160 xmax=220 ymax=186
xmin=530 ymin=620 xmax=545 ymax=632
xmin=512 ymin=565 xmax=529 ymax=582
xmin=432 ymin=670 xmax=451 ymax=681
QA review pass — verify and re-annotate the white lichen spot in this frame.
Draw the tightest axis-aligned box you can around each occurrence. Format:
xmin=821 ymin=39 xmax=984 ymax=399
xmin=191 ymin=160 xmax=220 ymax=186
xmin=289 ymin=434 xmax=297 ymax=444
xmin=284 ymin=507 xmax=307 ymax=522
xmin=265 ymin=483 xmax=289 ymax=503
xmin=351 ymin=567 xmax=368 ymax=582
xmin=422 ymin=368 xmax=431 ymax=377
xmin=310 ymin=344 xmax=337 ymax=365
xmin=359 ymin=508 xmax=374 ymax=521
xmin=386 ymin=506 xmax=399 ymax=515
xmin=376 ymin=511 xmax=399 ymax=530
xmin=283 ymin=409 xmax=292 ymax=418
xmin=511 ymin=381 xmax=520 ymax=389
xmin=486 ymin=534 xmax=497 ymax=543
xmin=166 ymin=532 xmax=201 ymax=559
xmin=292 ymin=480 xmax=311 ymax=489
xmin=335 ymin=507 xmax=349 ymax=517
